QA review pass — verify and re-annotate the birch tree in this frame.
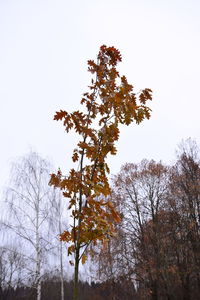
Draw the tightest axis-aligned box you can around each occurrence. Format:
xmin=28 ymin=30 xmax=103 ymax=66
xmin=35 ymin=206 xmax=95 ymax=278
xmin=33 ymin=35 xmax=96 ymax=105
xmin=4 ymin=151 xmax=58 ymax=300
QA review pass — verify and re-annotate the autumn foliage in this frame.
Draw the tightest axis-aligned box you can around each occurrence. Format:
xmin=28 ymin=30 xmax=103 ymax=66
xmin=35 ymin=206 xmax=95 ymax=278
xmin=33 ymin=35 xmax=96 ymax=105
xmin=49 ymin=45 xmax=152 ymax=299
xmin=96 ymin=140 xmax=200 ymax=300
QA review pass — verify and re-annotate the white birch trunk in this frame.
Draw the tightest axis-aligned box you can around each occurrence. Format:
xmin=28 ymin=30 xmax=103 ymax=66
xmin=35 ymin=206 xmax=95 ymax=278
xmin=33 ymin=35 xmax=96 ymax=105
xmin=36 ymin=196 xmax=41 ymax=300
xmin=4 ymin=152 xmax=65 ymax=299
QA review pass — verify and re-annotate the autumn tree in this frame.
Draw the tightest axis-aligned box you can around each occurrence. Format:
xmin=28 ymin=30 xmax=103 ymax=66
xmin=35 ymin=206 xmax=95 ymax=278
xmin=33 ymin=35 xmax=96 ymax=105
xmin=96 ymin=141 xmax=200 ymax=300
xmin=108 ymin=160 xmax=169 ymax=300
xmin=49 ymin=45 xmax=152 ymax=300
xmin=168 ymin=139 xmax=200 ymax=300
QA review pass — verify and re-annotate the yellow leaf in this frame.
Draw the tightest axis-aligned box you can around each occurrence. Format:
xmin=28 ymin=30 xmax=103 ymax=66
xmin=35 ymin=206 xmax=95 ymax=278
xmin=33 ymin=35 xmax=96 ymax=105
xmin=81 ymin=254 xmax=87 ymax=264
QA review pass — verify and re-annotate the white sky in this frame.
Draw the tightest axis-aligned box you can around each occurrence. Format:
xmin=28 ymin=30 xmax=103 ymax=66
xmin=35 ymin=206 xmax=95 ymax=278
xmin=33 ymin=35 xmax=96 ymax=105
xmin=0 ymin=0 xmax=200 ymax=193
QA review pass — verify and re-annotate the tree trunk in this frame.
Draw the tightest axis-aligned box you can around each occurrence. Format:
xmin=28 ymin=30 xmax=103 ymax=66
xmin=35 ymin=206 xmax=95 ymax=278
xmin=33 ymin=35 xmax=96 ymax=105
xmin=60 ymin=241 xmax=64 ymax=300
xmin=36 ymin=198 xmax=41 ymax=300
xmin=36 ymin=244 xmax=41 ymax=300
xmin=36 ymin=276 xmax=41 ymax=300
xmin=73 ymin=248 xmax=80 ymax=300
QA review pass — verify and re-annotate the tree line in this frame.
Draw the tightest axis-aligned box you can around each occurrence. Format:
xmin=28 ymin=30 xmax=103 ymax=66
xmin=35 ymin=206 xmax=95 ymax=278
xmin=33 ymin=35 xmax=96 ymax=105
xmin=95 ymin=139 xmax=200 ymax=300
xmin=0 ymin=139 xmax=199 ymax=300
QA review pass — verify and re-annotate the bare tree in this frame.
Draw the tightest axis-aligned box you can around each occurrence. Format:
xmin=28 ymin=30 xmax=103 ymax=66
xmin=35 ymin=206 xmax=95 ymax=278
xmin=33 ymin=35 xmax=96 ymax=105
xmin=97 ymin=160 xmax=169 ymax=300
xmin=169 ymin=139 xmax=200 ymax=299
xmin=4 ymin=151 xmax=59 ymax=300
xmin=96 ymin=143 xmax=200 ymax=300
xmin=0 ymin=244 xmax=25 ymax=300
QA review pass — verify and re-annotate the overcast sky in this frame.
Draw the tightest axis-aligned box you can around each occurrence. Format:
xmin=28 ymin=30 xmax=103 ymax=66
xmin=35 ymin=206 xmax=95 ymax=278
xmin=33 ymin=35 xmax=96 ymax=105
xmin=0 ymin=0 xmax=200 ymax=193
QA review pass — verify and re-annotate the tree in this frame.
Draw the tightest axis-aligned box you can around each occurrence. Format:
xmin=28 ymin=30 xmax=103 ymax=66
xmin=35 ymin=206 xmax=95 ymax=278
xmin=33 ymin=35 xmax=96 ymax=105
xmin=168 ymin=139 xmax=200 ymax=300
xmin=49 ymin=45 xmax=152 ymax=300
xmin=0 ymin=244 xmax=25 ymax=300
xmin=96 ymin=142 xmax=200 ymax=300
xmin=4 ymin=151 xmax=60 ymax=300
xmin=103 ymin=160 xmax=169 ymax=300
xmin=49 ymin=190 xmax=68 ymax=300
